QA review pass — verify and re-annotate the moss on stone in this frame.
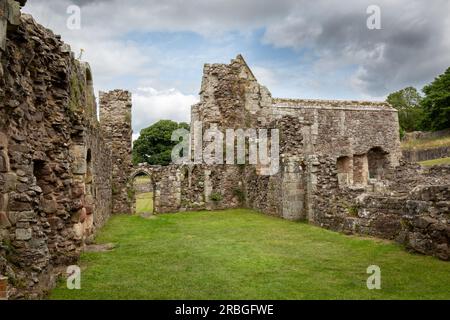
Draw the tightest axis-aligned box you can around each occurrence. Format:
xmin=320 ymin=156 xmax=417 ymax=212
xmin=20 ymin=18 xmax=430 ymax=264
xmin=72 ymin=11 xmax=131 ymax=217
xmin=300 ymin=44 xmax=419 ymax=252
xmin=68 ymin=69 xmax=84 ymax=113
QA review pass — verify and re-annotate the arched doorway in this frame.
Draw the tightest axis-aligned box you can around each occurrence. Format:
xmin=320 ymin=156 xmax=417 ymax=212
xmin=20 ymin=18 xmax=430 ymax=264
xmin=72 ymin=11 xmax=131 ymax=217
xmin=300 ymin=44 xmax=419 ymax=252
xmin=131 ymin=171 xmax=156 ymax=214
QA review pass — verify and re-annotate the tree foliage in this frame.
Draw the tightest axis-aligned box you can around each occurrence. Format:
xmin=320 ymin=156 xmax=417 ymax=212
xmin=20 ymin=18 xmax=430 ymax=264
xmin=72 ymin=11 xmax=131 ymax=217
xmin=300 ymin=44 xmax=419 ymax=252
xmin=132 ymin=120 xmax=189 ymax=166
xmin=420 ymin=67 xmax=450 ymax=131
xmin=386 ymin=86 xmax=424 ymax=134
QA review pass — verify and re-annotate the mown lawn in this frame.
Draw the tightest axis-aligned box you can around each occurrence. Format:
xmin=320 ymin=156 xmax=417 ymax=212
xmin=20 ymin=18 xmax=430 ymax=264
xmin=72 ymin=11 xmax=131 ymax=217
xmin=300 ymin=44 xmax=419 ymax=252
xmin=420 ymin=157 xmax=450 ymax=167
xmin=136 ymin=192 xmax=153 ymax=213
xmin=401 ymin=135 xmax=450 ymax=151
xmin=50 ymin=209 xmax=450 ymax=300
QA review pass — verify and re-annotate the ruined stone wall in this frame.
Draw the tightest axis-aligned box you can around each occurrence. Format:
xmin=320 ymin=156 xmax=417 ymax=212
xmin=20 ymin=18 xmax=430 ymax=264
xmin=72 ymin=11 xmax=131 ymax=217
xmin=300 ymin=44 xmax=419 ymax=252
xmin=130 ymin=164 xmax=243 ymax=214
xmin=272 ymin=99 xmax=402 ymax=179
xmin=402 ymin=146 xmax=450 ymax=163
xmin=191 ymin=55 xmax=272 ymax=132
xmin=99 ymin=90 xmax=133 ymax=214
xmin=243 ymin=115 xmax=309 ymax=220
xmin=399 ymin=183 xmax=449 ymax=260
xmin=0 ymin=6 xmax=131 ymax=298
xmin=133 ymin=180 xmax=153 ymax=194
xmin=185 ymin=55 xmax=448 ymax=260
xmin=0 ymin=0 xmax=22 ymax=53
xmin=190 ymin=56 xmax=403 ymax=221
xmin=310 ymin=158 xmax=450 ymax=260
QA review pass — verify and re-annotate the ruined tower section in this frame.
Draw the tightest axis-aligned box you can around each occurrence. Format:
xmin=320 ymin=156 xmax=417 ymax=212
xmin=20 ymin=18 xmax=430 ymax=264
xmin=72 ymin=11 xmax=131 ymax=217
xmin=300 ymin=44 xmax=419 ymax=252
xmin=191 ymin=54 xmax=273 ymax=132
xmin=189 ymin=55 xmax=276 ymax=211
xmin=100 ymin=90 xmax=133 ymax=214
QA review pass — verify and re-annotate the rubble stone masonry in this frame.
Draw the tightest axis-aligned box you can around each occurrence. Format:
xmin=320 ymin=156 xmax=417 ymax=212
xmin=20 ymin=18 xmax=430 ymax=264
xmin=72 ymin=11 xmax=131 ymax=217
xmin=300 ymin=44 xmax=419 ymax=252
xmin=150 ymin=55 xmax=448 ymax=261
xmin=0 ymin=0 xmax=448 ymax=300
xmin=0 ymin=1 xmax=132 ymax=298
xmin=130 ymin=55 xmax=448 ymax=261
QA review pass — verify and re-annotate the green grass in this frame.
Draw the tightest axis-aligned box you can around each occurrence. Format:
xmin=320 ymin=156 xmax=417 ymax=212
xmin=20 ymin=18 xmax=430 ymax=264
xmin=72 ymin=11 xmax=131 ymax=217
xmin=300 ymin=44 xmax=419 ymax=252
xmin=419 ymin=157 xmax=450 ymax=167
xmin=50 ymin=209 xmax=450 ymax=300
xmin=402 ymin=135 xmax=450 ymax=151
xmin=136 ymin=192 xmax=153 ymax=213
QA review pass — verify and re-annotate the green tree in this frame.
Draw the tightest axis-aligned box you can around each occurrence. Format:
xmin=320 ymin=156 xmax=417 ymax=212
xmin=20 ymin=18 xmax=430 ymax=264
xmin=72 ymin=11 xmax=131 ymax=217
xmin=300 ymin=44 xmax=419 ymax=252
xmin=386 ymin=86 xmax=424 ymax=134
xmin=132 ymin=120 xmax=189 ymax=166
xmin=421 ymin=67 xmax=450 ymax=131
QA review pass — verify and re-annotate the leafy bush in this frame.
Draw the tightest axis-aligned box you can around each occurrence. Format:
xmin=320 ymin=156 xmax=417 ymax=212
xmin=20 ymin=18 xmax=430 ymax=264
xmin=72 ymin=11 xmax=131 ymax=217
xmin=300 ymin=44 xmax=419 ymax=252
xmin=210 ymin=192 xmax=223 ymax=202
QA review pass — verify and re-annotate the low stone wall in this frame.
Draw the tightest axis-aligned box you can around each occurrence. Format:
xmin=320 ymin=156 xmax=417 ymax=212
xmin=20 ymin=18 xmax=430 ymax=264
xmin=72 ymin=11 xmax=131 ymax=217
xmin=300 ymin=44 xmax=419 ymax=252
xmin=402 ymin=146 xmax=450 ymax=163
xmin=310 ymin=161 xmax=450 ymax=260
xmin=130 ymin=164 xmax=243 ymax=214
xmin=399 ymin=185 xmax=449 ymax=260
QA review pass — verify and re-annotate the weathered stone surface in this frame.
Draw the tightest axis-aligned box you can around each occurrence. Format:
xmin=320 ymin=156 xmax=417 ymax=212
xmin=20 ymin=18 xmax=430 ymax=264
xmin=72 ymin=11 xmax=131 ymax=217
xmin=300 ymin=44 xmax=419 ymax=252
xmin=0 ymin=5 xmax=127 ymax=299
xmin=0 ymin=1 xmax=448 ymax=301
xmin=0 ymin=212 xmax=10 ymax=228
xmin=100 ymin=90 xmax=133 ymax=214
xmin=174 ymin=55 xmax=448 ymax=261
xmin=15 ymin=228 xmax=32 ymax=241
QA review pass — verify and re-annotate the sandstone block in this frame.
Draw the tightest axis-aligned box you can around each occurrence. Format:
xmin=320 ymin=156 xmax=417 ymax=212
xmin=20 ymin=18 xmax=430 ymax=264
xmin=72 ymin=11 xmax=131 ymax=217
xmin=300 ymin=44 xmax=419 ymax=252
xmin=0 ymin=211 xmax=11 ymax=228
xmin=0 ymin=150 xmax=10 ymax=172
xmin=2 ymin=172 xmax=16 ymax=192
xmin=15 ymin=228 xmax=32 ymax=241
xmin=0 ymin=132 xmax=7 ymax=150
xmin=73 ymin=222 xmax=84 ymax=240
xmin=40 ymin=198 xmax=57 ymax=214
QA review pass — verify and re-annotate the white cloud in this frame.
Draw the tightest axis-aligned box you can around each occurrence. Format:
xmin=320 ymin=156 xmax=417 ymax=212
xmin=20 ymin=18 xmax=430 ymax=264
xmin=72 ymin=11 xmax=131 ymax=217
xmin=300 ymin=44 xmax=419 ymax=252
xmin=132 ymin=87 xmax=199 ymax=138
xmin=252 ymin=66 xmax=279 ymax=89
xmin=263 ymin=16 xmax=322 ymax=49
xmin=260 ymin=0 xmax=450 ymax=95
xmin=23 ymin=0 xmax=450 ymax=100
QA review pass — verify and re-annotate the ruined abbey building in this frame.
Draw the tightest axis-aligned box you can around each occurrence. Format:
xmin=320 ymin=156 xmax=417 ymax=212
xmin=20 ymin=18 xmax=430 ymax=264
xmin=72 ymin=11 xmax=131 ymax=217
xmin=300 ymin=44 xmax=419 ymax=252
xmin=0 ymin=0 xmax=449 ymax=300
xmin=138 ymin=55 xmax=448 ymax=263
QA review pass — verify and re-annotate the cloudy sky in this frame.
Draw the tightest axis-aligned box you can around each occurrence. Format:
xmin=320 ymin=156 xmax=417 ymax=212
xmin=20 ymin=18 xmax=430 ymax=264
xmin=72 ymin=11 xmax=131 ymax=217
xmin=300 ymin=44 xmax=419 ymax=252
xmin=23 ymin=0 xmax=450 ymax=139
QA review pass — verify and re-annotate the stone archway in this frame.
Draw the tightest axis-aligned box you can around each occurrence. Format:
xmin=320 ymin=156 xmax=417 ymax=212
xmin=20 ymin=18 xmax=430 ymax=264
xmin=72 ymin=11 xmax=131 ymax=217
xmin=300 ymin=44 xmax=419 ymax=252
xmin=129 ymin=166 xmax=157 ymax=214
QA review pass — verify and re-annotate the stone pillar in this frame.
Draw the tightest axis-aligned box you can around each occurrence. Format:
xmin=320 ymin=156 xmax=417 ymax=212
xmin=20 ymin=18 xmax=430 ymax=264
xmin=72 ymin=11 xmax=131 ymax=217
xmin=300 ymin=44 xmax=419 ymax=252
xmin=353 ymin=154 xmax=369 ymax=186
xmin=99 ymin=90 xmax=133 ymax=214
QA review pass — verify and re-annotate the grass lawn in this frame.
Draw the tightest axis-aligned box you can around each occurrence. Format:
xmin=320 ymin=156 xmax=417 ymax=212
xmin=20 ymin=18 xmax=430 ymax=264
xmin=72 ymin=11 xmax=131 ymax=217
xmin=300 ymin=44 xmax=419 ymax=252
xmin=401 ymin=135 xmax=450 ymax=151
xmin=419 ymin=157 xmax=450 ymax=167
xmin=50 ymin=209 xmax=450 ymax=300
xmin=136 ymin=192 xmax=153 ymax=213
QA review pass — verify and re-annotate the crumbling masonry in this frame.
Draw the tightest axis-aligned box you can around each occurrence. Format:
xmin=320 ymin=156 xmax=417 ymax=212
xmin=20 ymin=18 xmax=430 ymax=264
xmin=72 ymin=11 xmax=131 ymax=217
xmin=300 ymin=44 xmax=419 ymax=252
xmin=133 ymin=56 xmax=449 ymax=263
xmin=0 ymin=1 xmax=133 ymax=298
xmin=0 ymin=1 xmax=449 ymax=300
